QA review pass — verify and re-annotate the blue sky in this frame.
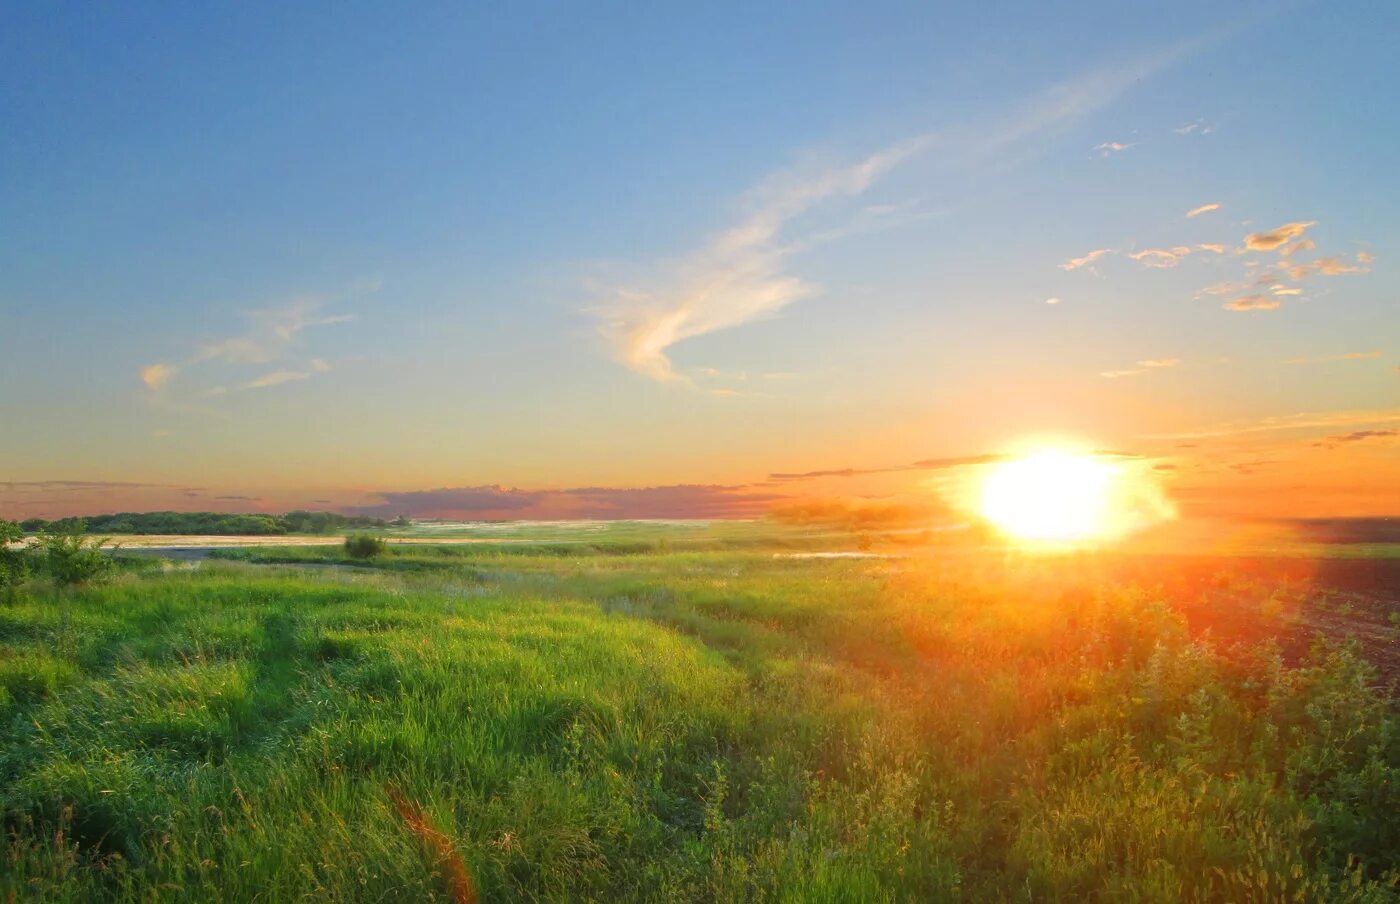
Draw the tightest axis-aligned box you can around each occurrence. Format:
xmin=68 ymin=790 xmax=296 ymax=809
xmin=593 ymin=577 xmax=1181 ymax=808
xmin=2 ymin=1 xmax=1397 ymax=519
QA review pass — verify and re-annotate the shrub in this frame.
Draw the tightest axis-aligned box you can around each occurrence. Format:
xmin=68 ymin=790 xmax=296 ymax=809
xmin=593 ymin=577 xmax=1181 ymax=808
xmin=38 ymin=521 xmax=113 ymax=587
xmin=0 ymin=519 xmax=33 ymax=591
xmin=344 ymin=534 xmax=388 ymax=559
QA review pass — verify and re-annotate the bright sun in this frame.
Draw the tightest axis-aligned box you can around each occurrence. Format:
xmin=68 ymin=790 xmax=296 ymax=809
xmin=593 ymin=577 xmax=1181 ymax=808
xmin=978 ymin=450 xmax=1120 ymax=543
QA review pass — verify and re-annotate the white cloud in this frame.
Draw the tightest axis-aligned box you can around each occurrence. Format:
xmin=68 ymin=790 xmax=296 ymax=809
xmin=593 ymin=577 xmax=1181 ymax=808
xmin=139 ymin=293 xmax=358 ymax=393
xmin=1094 ymin=141 xmax=1134 ymax=156
xmin=592 ymin=51 xmax=1195 ymax=381
xmin=1185 ymin=202 xmax=1220 ymax=218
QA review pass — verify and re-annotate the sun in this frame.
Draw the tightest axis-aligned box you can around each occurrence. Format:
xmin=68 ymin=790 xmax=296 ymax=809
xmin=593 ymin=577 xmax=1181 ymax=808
xmin=978 ymin=450 xmax=1120 ymax=543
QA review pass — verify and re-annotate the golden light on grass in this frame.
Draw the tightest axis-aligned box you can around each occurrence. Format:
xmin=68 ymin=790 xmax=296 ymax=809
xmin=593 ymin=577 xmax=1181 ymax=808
xmin=974 ymin=446 xmax=1175 ymax=546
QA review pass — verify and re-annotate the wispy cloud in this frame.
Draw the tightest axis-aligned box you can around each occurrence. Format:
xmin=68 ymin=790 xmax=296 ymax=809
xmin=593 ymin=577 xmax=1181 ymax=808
xmin=1129 ymin=247 xmax=1193 ymax=269
xmin=1150 ymin=407 xmax=1400 ymax=440
xmin=767 ymin=453 xmax=1004 ymax=481
xmin=352 ymin=483 xmax=787 ymax=519
xmin=209 ymin=360 xmax=332 ymax=395
xmin=1312 ymin=429 xmax=1398 ymax=449
xmin=1094 ymin=141 xmax=1134 ymax=156
xmin=1185 ymin=202 xmax=1220 ymax=218
xmin=140 ymin=293 xmax=359 ymax=393
xmin=1223 ymin=295 xmax=1281 ymax=312
xmin=1100 ymin=359 xmax=1178 ymax=378
xmin=1060 ymin=248 xmax=1115 ymax=271
xmin=590 ymin=140 xmax=925 ymax=382
xmin=1282 ymin=254 xmax=1371 ymax=280
xmin=1283 ymin=351 xmax=1382 ymax=365
xmin=591 ymin=46 xmax=1204 ymax=382
xmin=1174 ymin=119 xmax=1214 ymax=136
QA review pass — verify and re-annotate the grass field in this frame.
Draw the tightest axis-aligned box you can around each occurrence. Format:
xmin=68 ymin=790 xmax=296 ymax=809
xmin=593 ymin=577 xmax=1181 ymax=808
xmin=3 ymin=532 xmax=1399 ymax=901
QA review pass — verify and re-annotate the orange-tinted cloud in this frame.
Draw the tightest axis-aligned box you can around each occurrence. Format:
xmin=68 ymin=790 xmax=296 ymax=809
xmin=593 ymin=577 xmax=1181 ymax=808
xmin=1223 ymin=295 xmax=1281 ymax=312
xmin=1244 ymin=221 xmax=1315 ymax=252
xmin=139 ymin=363 xmax=176 ymax=390
xmin=1129 ymin=247 xmax=1192 ymax=268
xmin=1060 ymin=248 xmax=1115 ymax=271
xmin=1185 ymin=202 xmax=1220 ymax=218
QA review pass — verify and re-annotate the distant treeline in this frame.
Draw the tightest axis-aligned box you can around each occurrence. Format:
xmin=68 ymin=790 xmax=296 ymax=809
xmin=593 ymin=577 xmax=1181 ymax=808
xmin=1286 ymin=517 xmax=1400 ymax=544
xmin=15 ymin=510 xmax=408 ymax=536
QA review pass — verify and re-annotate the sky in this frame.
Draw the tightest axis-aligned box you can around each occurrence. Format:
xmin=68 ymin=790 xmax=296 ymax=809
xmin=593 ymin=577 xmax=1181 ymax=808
xmin=2 ymin=1 xmax=1398 ymax=523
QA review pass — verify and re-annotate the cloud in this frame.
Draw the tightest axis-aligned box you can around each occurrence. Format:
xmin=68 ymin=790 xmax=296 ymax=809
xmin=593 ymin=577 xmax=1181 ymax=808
xmin=908 ymin=453 xmax=1006 ymax=470
xmin=768 ymin=453 xmax=1003 ymax=482
xmin=1283 ymin=254 xmax=1370 ymax=280
xmin=239 ymin=369 xmax=315 ymax=390
xmin=1197 ymin=280 xmax=1244 ymax=296
xmin=1060 ymin=248 xmax=1115 ymax=271
xmin=1044 ymin=297 xmax=1062 ymax=305
xmin=1223 ymin=295 xmax=1281 ymax=312
xmin=195 ymin=297 xmax=353 ymax=365
xmin=352 ymin=483 xmax=786 ymax=519
xmin=1283 ymin=351 xmax=1382 ymax=365
xmin=1186 ymin=202 xmax=1220 ymax=218
xmin=1139 ymin=358 xmax=1181 ymax=368
xmin=1100 ymin=369 xmax=1145 ymax=378
xmin=1174 ymin=119 xmax=1214 ymax=136
xmin=140 ymin=363 xmax=176 ymax=390
xmin=1 ymin=480 xmax=166 ymax=492
xmin=590 ymin=141 xmax=924 ymax=382
xmin=1312 ymin=429 xmax=1397 ymax=449
xmin=1197 ymin=243 xmax=1227 ymax=254
xmin=1244 ymin=221 xmax=1315 ymax=252
xmin=1149 ymin=407 xmax=1400 ymax=440
xmin=140 ymin=293 xmax=357 ymax=393
xmin=592 ymin=48 xmax=1202 ymax=382
xmin=1129 ymin=247 xmax=1192 ymax=268
xmin=1094 ymin=141 xmax=1135 ymax=156
xmin=1279 ymin=238 xmax=1315 ymax=257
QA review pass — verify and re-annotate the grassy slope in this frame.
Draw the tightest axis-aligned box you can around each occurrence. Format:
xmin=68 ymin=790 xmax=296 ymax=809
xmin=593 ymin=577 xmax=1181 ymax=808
xmin=2 ymin=547 xmax=1398 ymax=901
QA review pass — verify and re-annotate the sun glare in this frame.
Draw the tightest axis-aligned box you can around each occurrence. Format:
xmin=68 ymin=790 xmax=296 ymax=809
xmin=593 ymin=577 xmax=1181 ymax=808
xmin=978 ymin=450 xmax=1121 ymax=543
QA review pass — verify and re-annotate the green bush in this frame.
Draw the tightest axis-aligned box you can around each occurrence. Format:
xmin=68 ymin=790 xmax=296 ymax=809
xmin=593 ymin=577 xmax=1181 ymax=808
xmin=344 ymin=534 xmax=388 ymax=559
xmin=0 ymin=520 xmax=32 ymax=591
xmin=38 ymin=521 xmax=113 ymax=587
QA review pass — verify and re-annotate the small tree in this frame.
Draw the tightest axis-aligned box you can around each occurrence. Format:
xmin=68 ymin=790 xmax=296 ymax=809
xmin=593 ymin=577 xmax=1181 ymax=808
xmin=0 ymin=519 xmax=33 ymax=593
xmin=344 ymin=534 xmax=387 ymax=559
xmin=39 ymin=520 xmax=113 ymax=587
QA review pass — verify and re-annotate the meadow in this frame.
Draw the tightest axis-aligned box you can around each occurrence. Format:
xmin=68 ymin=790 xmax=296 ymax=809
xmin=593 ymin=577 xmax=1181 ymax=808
xmin=2 ymin=529 xmax=1399 ymax=901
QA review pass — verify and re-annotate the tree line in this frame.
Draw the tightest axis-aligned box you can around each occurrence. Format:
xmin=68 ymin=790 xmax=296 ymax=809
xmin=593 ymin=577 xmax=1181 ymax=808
xmin=11 ymin=510 xmax=411 ymax=536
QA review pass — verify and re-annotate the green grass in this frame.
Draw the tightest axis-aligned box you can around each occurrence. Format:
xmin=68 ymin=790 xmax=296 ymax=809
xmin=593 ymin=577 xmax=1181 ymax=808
xmin=2 ymin=546 xmax=1398 ymax=901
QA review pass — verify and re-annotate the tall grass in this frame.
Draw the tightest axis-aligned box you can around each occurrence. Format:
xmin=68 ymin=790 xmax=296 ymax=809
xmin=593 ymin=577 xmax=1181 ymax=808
xmin=1 ymin=549 xmax=1396 ymax=901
